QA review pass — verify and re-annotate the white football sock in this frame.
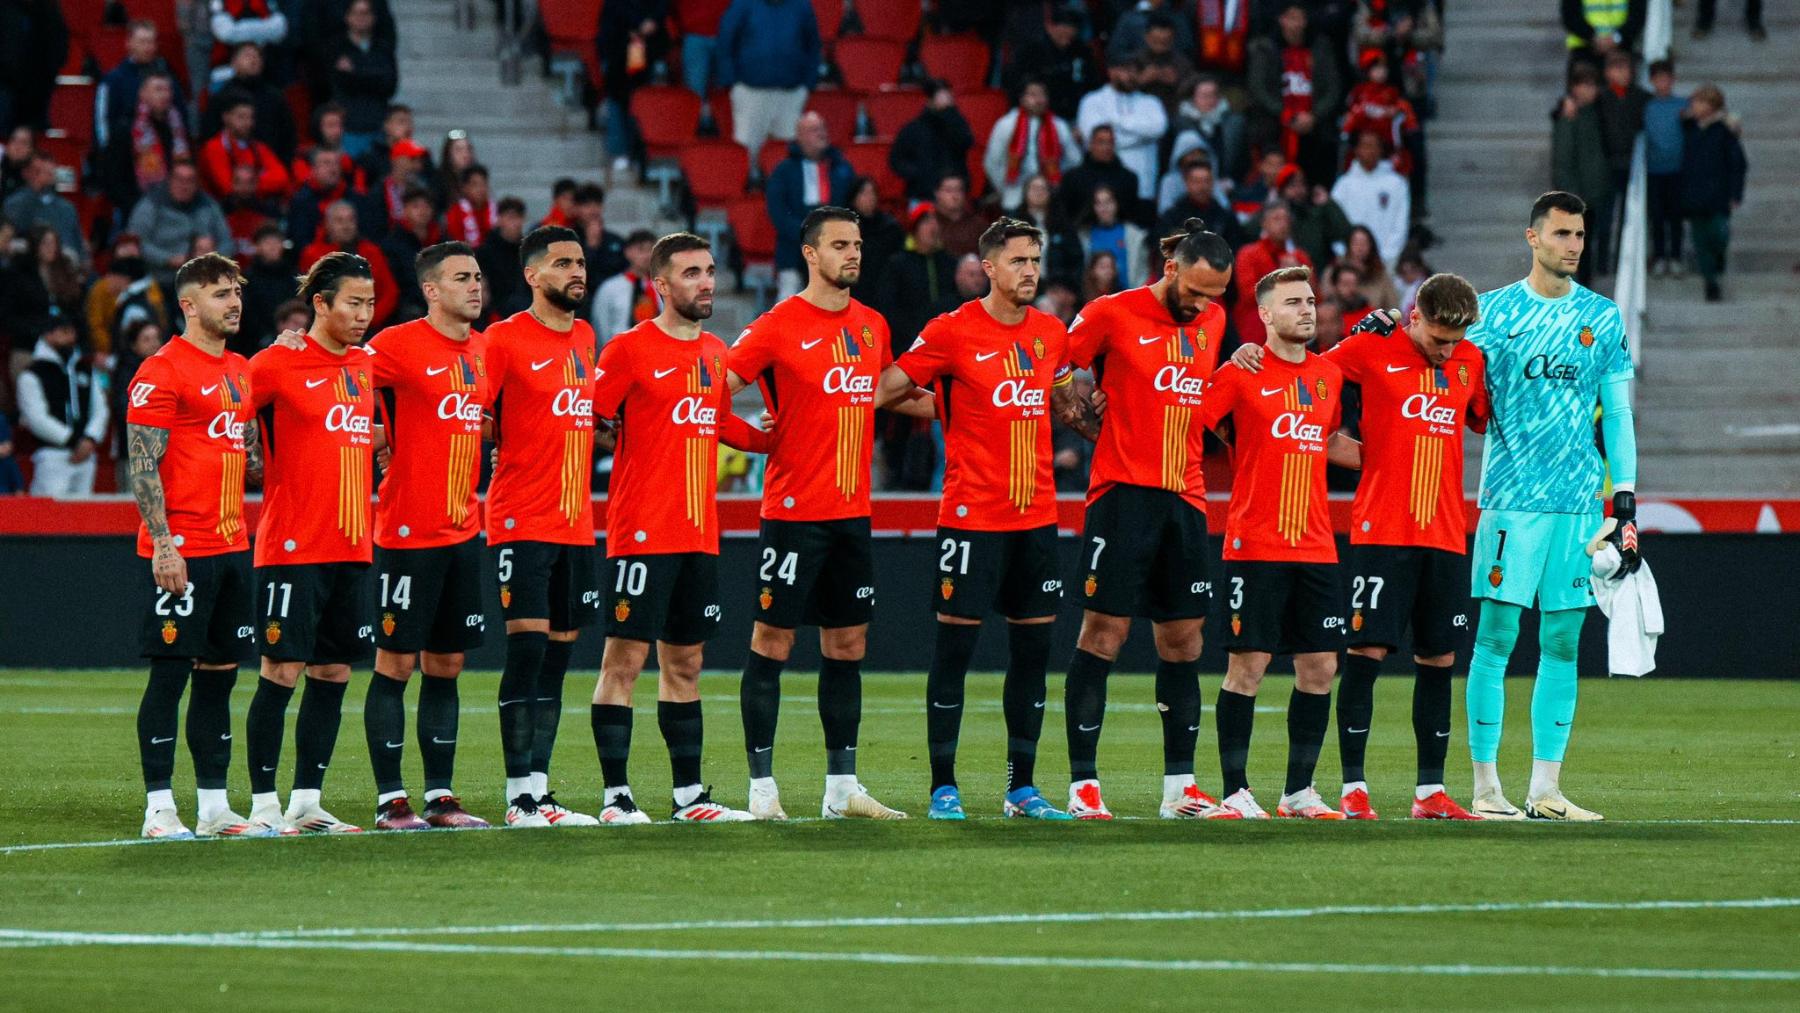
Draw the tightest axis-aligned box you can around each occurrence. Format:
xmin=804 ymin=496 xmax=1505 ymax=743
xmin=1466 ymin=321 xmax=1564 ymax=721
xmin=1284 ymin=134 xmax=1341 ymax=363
xmin=749 ymin=776 xmax=777 ymax=794
xmin=251 ymin=791 xmax=280 ymax=814
xmin=603 ymin=784 xmax=631 ymax=807
xmin=1162 ymin=773 xmax=1195 ymax=800
xmin=1415 ymin=783 xmax=1445 ymax=801
xmin=823 ymin=774 xmax=858 ymax=801
xmin=377 ymin=790 xmax=406 ymax=805
xmin=196 ymin=788 xmax=229 ymax=821
xmin=423 ymin=788 xmax=452 ymax=803
xmin=529 ymin=771 xmax=548 ymax=798
xmin=1471 ymin=760 xmax=1502 ymax=799
xmin=1528 ymin=759 xmax=1561 ymax=801
xmin=672 ymin=783 xmax=704 ymax=807
xmin=145 ymin=788 xmax=176 ymax=817
xmin=287 ymin=788 xmax=320 ymax=812
xmin=1341 ymin=780 xmax=1368 ymax=797
xmin=505 ymin=776 xmax=532 ymax=803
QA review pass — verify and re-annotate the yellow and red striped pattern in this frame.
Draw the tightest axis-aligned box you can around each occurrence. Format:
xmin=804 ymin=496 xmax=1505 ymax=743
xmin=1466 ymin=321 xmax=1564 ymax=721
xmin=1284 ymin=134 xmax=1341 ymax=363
xmin=1281 ymin=382 xmax=1314 ymax=413
xmin=558 ymin=430 xmax=589 ymax=526
xmin=561 ymin=349 xmax=588 ymax=387
xmin=1160 ymin=403 xmax=1192 ymax=492
xmin=830 ymin=329 xmax=863 ymax=364
xmin=834 ymin=405 xmax=864 ymax=500
xmin=1164 ymin=327 xmax=1197 ymax=363
xmin=1276 ymin=452 xmax=1311 ymax=545
xmin=450 ymin=355 xmax=479 ymax=393
xmin=1418 ymin=368 xmax=1448 ymax=395
xmin=683 ymin=436 xmax=712 ymax=531
xmin=1409 ymin=434 xmax=1445 ymax=530
xmin=686 ymin=357 xmax=712 ymax=393
xmin=215 ymin=377 xmax=243 ymax=410
xmin=1002 ymin=344 xmax=1032 ymax=379
xmin=217 ymin=451 xmax=245 ymax=542
xmin=1008 ymin=418 xmax=1039 ymax=511
xmin=446 ymin=432 xmax=480 ymax=525
xmin=337 ymin=446 xmax=369 ymax=544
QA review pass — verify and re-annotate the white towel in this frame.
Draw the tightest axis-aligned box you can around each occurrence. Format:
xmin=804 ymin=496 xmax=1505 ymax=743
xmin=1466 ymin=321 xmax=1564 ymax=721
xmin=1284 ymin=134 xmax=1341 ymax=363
xmin=1589 ymin=544 xmax=1664 ymax=677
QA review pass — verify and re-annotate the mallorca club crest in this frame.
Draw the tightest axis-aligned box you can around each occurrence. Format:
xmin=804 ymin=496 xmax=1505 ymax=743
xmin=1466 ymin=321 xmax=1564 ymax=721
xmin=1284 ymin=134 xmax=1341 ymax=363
xmin=1351 ymin=610 xmax=1364 ymax=632
xmin=381 ymin=612 xmax=396 ymax=636
xmin=1578 ymin=325 xmax=1595 ymax=348
xmin=1032 ymin=337 xmax=1046 ymax=362
xmin=264 ymin=620 xmax=282 ymax=645
xmin=614 ymin=598 xmax=631 ymax=622
xmin=1230 ymin=614 xmax=1242 ymax=637
xmin=1488 ymin=565 xmax=1504 ymax=589
xmin=1457 ymin=364 xmax=1469 ymax=387
xmin=1314 ymin=378 xmax=1329 ymax=401
xmin=499 ymin=585 xmax=512 ymax=609
xmin=940 ymin=577 xmax=955 ymax=601
xmin=161 ymin=620 xmax=178 ymax=645
xmin=1083 ymin=573 xmax=1097 ymax=598
xmin=758 ymin=586 xmax=773 ymax=611
xmin=474 ymin=354 xmax=486 ymax=377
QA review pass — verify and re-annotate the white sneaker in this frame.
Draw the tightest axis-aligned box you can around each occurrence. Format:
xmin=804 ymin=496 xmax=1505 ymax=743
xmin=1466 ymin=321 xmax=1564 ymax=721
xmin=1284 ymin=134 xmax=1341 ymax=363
xmin=195 ymin=809 xmax=275 ymax=838
xmin=537 ymin=793 xmax=599 ymax=827
xmin=1218 ymin=787 xmax=1270 ymax=819
xmin=672 ymin=789 xmax=754 ymax=822
xmin=249 ymin=802 xmax=300 ymax=836
xmin=1526 ymin=793 xmax=1605 ymax=822
xmin=599 ymin=793 xmax=654 ymax=825
xmin=1066 ymin=779 xmax=1113 ymax=820
xmin=823 ymin=783 xmax=907 ymax=819
xmin=141 ymin=808 xmax=194 ymax=840
xmin=284 ymin=802 xmax=363 ymax=834
xmin=505 ymin=795 xmax=552 ymax=828
xmin=749 ymin=781 xmax=788 ymax=820
xmin=1470 ymin=793 xmax=1527 ymax=821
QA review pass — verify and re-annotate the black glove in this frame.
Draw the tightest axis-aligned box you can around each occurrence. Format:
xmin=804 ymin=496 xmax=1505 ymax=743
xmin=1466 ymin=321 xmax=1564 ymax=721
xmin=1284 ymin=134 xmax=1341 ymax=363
xmin=1608 ymin=490 xmax=1640 ymax=575
xmin=1348 ymin=307 xmax=1402 ymax=337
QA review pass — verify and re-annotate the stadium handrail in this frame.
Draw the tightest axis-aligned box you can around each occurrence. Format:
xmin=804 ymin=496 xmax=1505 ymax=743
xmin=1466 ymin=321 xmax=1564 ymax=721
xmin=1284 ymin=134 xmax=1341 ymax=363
xmin=1619 ymin=0 xmax=1675 ymax=373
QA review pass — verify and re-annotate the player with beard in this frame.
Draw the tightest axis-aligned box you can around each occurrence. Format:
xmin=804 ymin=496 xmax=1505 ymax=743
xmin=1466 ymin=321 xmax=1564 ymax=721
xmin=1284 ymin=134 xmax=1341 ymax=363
xmin=588 ymin=233 xmax=773 ymax=823
xmin=243 ymin=253 xmax=380 ymax=835
xmin=1051 ymin=223 xmax=1244 ymax=821
xmin=725 ymin=207 xmax=932 ymax=820
xmin=484 ymin=226 xmax=604 ymax=828
xmin=127 ymin=253 xmax=267 ymax=839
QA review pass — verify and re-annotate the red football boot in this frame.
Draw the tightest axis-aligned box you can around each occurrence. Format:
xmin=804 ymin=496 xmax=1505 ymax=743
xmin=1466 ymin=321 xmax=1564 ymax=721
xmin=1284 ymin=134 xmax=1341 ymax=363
xmin=1411 ymin=790 xmax=1483 ymax=820
xmin=1339 ymin=786 xmax=1379 ymax=820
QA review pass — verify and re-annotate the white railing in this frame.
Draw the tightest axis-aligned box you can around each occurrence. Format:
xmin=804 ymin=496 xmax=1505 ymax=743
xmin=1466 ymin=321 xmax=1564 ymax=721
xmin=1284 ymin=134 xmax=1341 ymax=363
xmin=1618 ymin=0 xmax=1675 ymax=372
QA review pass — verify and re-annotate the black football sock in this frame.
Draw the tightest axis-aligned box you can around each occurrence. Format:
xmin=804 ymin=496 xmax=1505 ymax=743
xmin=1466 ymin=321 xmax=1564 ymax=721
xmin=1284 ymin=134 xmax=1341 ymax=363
xmin=1337 ymin=653 xmax=1381 ymax=785
xmin=498 ymin=631 xmax=547 ymax=779
xmin=245 ymin=676 xmax=294 ymax=795
xmin=1063 ymin=649 xmax=1112 ymax=783
xmin=292 ymin=677 xmax=348 ymax=793
xmin=1216 ymin=688 xmax=1256 ymax=797
xmin=818 ymin=656 xmax=862 ymax=776
xmin=1285 ymin=687 xmax=1332 ymax=796
xmin=591 ymin=703 xmax=633 ymax=789
xmin=1002 ymin=622 xmax=1053 ymax=792
xmin=739 ymin=650 xmax=785 ymax=779
xmin=184 ymin=666 xmax=237 ymax=790
xmin=658 ymin=699 xmax=704 ymax=792
xmin=1155 ymin=658 xmax=1202 ymax=777
xmin=1413 ymin=661 xmax=1454 ymax=786
xmin=530 ymin=638 xmax=573 ymax=779
xmin=417 ymin=673 xmax=459 ymax=794
xmin=925 ymin=622 xmax=980 ymax=791
xmin=138 ymin=658 xmax=190 ymax=792
xmin=363 ymin=671 xmax=408 ymax=796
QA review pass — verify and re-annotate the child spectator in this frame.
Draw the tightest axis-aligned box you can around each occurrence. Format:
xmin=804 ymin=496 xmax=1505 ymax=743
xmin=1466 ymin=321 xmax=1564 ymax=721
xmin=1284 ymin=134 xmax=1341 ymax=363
xmin=1643 ymin=59 xmax=1686 ymax=277
xmin=446 ymin=164 xmax=495 ymax=246
xmin=1596 ymin=49 xmax=1649 ymax=274
xmin=1551 ymin=65 xmax=1610 ymax=286
xmin=1679 ymin=84 xmax=1747 ymax=303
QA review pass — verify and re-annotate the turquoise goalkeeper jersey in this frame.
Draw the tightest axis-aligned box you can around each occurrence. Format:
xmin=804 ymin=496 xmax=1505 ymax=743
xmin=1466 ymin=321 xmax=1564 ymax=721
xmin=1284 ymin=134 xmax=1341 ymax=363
xmin=1468 ymin=279 xmax=1634 ymax=514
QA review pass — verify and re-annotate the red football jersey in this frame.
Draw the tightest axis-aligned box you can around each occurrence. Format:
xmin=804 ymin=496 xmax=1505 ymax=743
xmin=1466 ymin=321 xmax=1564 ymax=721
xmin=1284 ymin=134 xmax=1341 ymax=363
xmin=1066 ymin=286 xmax=1225 ymax=511
xmin=895 ymin=299 xmax=1068 ymax=531
xmin=485 ymin=311 xmax=599 ymax=547
xmin=1328 ymin=328 xmax=1489 ymax=552
xmin=726 ymin=294 xmax=892 ymax=522
xmin=125 ymin=337 xmax=253 ymax=558
xmin=247 ymin=339 xmax=377 ymax=566
xmin=367 ymin=319 xmax=490 ymax=548
xmin=593 ymin=320 xmax=770 ymax=555
xmin=1194 ymin=354 xmax=1343 ymax=563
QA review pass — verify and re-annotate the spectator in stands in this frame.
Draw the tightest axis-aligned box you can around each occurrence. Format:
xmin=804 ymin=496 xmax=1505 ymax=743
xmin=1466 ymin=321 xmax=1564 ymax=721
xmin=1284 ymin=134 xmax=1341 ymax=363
xmin=1248 ymin=3 xmax=1343 ymax=191
xmin=1394 ymin=244 xmax=1428 ymax=317
xmin=953 ymin=253 xmax=989 ymax=302
xmin=1197 ymin=0 xmax=1252 ymax=84
xmin=848 ymin=177 xmax=903 ymax=307
xmin=1165 ymin=76 xmax=1248 ymax=197
xmin=1 ymin=125 xmax=31 ymax=201
xmin=372 ymin=137 xmax=429 ymax=231
xmin=1155 ymin=161 xmax=1242 ymax=256
xmin=102 ymin=72 xmax=193 ymax=212
xmin=1339 ymin=224 xmax=1400 ymax=309
xmin=1693 ymin=0 xmax=1766 ymax=41
xmin=984 ymin=79 xmax=1081 ymax=210
xmin=1680 ymin=83 xmax=1747 ymax=303
xmin=16 ymin=315 xmax=106 ymax=495
xmin=1551 ymin=65 xmax=1610 ymax=286
xmin=0 ymin=0 xmax=65 ymax=133
xmin=327 ymin=0 xmax=399 ymax=157
xmin=1340 ymin=50 xmax=1419 ymax=178
xmin=598 ymin=0 xmax=673 ymax=173
xmin=127 ymin=161 xmax=233 ymax=278
xmin=1078 ymin=184 xmax=1147 ymax=288
xmin=767 ymin=111 xmax=854 ymax=296
xmin=3 ymin=149 xmax=86 ymax=267
xmin=1009 ymin=173 xmax=1084 ymax=287
xmin=1326 ymin=261 xmax=1374 ymax=335
xmin=1264 ymin=164 xmax=1351 ymax=283
xmin=1081 ymin=250 xmax=1120 ymax=305
xmin=381 ymin=186 xmax=442 ymax=322
xmin=591 ymin=228 xmax=661 ymax=342
xmin=288 ymin=145 xmax=376 ymax=247
xmin=200 ymin=94 xmax=293 ymax=202
xmin=1077 ymin=58 xmax=1167 ymax=213
xmin=95 ymin=21 xmax=187 ymax=154
xmin=206 ymin=45 xmax=299 ymax=164
xmin=1562 ymin=0 xmax=1646 ymax=79
xmin=874 ymin=205 xmax=959 ymax=359
xmin=1035 ymin=277 xmax=1080 ymax=326
xmin=1330 ymin=130 xmax=1409 ymax=266
xmin=108 ymin=318 xmax=167 ymax=486
xmin=891 ymin=81 xmax=976 ymax=203
xmin=1596 ymin=49 xmax=1649 ymax=274
xmin=541 ymin=177 xmax=579 ymax=227
xmin=716 ymin=0 xmax=821 ymax=155
xmin=1107 ymin=0 xmax=1197 ymax=65
xmin=81 ymin=233 xmax=148 ymax=352
xmin=292 ymin=104 xmax=362 ymax=189
xmin=1353 ymin=1 xmax=1443 ymax=110
xmin=1232 ymin=201 xmax=1312 ymax=344
xmin=209 ymin=0 xmax=291 ymax=75
xmin=676 ymin=1 xmax=734 ymax=133
xmin=359 ymin=103 xmax=430 ymax=183
xmin=301 ymin=199 xmax=398 ymax=324
xmin=1232 ymin=148 xmax=1288 ymax=222
xmin=572 ymin=182 xmax=629 ymax=285
xmin=1136 ymin=13 xmax=1200 ymax=115
xmin=434 ymin=129 xmax=476 ymax=210
xmin=219 ymin=163 xmax=283 ymax=256
xmin=0 ymin=410 xmax=24 ymax=494
xmin=240 ymin=223 xmax=293 ymax=353
xmin=1003 ymin=4 xmax=1094 ymax=123
xmin=477 ymin=195 xmax=529 ymax=320
xmin=1057 ymin=125 xmax=1142 ymax=227
xmin=1644 ymin=59 xmax=1685 ymax=277
xmin=931 ymin=174 xmax=992 ymax=260
xmin=1 ymin=225 xmax=84 ymax=356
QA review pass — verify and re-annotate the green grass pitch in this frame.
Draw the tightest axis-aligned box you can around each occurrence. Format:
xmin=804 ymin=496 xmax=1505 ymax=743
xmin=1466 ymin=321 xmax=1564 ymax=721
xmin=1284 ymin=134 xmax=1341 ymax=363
xmin=1 ymin=669 xmax=1797 ymax=1010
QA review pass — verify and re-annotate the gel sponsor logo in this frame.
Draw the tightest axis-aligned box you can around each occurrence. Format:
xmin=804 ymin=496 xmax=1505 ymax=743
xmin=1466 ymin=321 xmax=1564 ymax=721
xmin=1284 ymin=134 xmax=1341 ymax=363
xmin=1524 ymin=354 xmax=1580 ymax=382
xmin=1271 ymin=412 xmax=1326 ymax=442
xmin=357 ymin=625 xmax=374 ymax=640
xmin=437 ymin=391 xmax=485 ymax=421
xmin=325 ymin=404 xmax=372 ymax=434
xmin=552 ymin=388 xmax=594 ymax=418
xmin=1191 ymin=581 xmax=1213 ymax=595
xmin=236 ymin=625 xmax=254 ymax=639
xmin=1322 ymin=616 xmax=1345 ymax=629
xmin=1041 ymin=579 xmax=1063 ymax=593
xmin=1153 ymin=366 xmax=1206 ymax=396
xmin=464 ymin=613 xmax=484 ymax=628
xmin=581 ymin=590 xmax=600 ymax=605
xmin=1452 ymin=613 xmax=1468 ymax=627
xmin=671 ymin=395 xmax=718 ymax=425
xmin=206 ymin=413 xmax=246 ymax=441
xmin=703 ymin=604 xmax=722 ymax=619
xmin=855 ymin=586 xmax=875 ymax=599
xmin=823 ymin=366 xmax=874 ymax=395
xmin=992 ymin=378 xmax=1047 ymax=408
xmin=1401 ymin=393 xmax=1458 ymax=425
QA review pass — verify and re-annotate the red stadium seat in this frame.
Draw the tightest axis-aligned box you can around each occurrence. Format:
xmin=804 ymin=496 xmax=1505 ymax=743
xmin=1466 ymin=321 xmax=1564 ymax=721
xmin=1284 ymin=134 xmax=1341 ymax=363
xmin=631 ymin=85 xmax=701 ymax=156
xmin=706 ymin=88 xmax=734 ymax=143
xmin=727 ymin=196 xmax=777 ymax=303
xmin=856 ymin=1 xmax=921 ymax=43
xmin=40 ymin=136 xmax=86 ymax=178
xmin=679 ymin=140 xmax=750 ymax=207
xmin=541 ymin=0 xmax=604 ymax=51
xmin=88 ymin=27 xmax=130 ymax=75
xmin=62 ymin=0 xmax=108 ymax=43
xmin=843 ymin=141 xmax=902 ymax=202
xmin=803 ymin=89 xmax=860 ymax=147
xmin=956 ymin=88 xmax=1009 ymax=143
xmin=919 ymin=34 xmax=991 ymax=94
xmin=46 ymin=78 xmax=97 ymax=147
xmin=832 ymin=37 xmax=905 ymax=94
xmin=757 ymin=138 xmax=788 ymax=177
xmin=863 ymin=87 xmax=924 ymax=140
xmin=813 ymin=0 xmax=844 ymax=44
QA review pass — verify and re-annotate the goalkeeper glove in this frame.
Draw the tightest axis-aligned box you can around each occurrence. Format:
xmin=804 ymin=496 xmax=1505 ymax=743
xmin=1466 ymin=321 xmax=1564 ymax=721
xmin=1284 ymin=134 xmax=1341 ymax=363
xmin=1349 ymin=307 xmax=1402 ymax=337
xmin=1607 ymin=490 xmax=1640 ymax=575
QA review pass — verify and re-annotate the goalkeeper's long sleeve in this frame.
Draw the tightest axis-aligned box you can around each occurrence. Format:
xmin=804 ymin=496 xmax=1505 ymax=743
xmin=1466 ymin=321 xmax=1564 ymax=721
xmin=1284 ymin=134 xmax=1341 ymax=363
xmin=1599 ymin=374 xmax=1637 ymax=492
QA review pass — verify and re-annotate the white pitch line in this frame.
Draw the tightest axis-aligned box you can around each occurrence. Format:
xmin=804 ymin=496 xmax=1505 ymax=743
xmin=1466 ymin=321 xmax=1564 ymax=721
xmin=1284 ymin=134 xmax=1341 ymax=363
xmin=0 ymin=929 xmax=1793 ymax=982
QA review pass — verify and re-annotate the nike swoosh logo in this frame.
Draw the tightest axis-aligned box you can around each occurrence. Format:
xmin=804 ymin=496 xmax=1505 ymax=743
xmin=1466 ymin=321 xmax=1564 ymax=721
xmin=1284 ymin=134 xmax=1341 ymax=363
xmin=930 ymin=701 xmax=960 ymax=709
xmin=1555 ymin=720 xmax=1572 ymax=727
xmin=844 ymin=745 xmax=856 ymax=751
xmin=1385 ymin=364 xmax=1410 ymax=373
xmin=384 ymin=740 xmax=404 ymax=749
xmin=150 ymin=736 xmax=174 ymax=744
xmin=1475 ymin=719 xmax=1498 ymax=726
xmin=801 ymin=339 xmax=823 ymax=350
xmin=220 ymin=733 xmax=232 ymax=741
xmin=974 ymin=351 xmax=999 ymax=361
xmin=1033 ymin=701 xmax=1046 ymax=709
xmin=305 ymin=378 xmax=328 ymax=388
xmin=316 ymin=763 xmax=328 ymax=770
xmin=432 ymin=737 xmax=455 ymax=744
xmin=260 ymin=765 xmax=276 ymax=772
xmin=498 ymin=699 xmax=526 ymax=707
xmin=530 ymin=359 xmax=556 ymax=371
xmin=1138 ymin=336 xmax=1162 ymax=345
xmin=1507 ymin=331 xmax=1528 ymax=340
xmin=1186 ymin=725 xmax=1201 ymax=732
xmin=1260 ymin=386 xmax=1284 ymax=396
xmin=201 ymin=384 xmax=219 ymax=395
xmin=1435 ymin=731 xmax=1451 ymax=738
xmin=653 ymin=367 xmax=678 ymax=378
xmin=1346 ymin=727 xmax=1369 ymax=734
xmin=753 ymin=746 xmax=772 ymax=753
xmin=1077 ymin=723 xmax=1101 ymax=732
xmin=426 ymin=365 xmax=449 ymax=376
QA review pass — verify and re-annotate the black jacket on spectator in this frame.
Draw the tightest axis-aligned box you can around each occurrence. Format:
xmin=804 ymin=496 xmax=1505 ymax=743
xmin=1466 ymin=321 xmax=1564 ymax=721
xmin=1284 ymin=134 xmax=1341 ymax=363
xmin=239 ymin=255 xmax=295 ymax=355
xmin=1153 ymin=196 xmax=1242 ymax=259
xmin=890 ymin=106 xmax=975 ymax=202
xmin=1057 ymin=154 xmax=1142 ymax=225
xmin=1246 ymin=32 xmax=1342 ymax=134
xmin=767 ymin=143 xmax=856 ymax=272
xmin=872 ymin=244 xmax=960 ymax=359
xmin=1003 ymin=33 xmax=1096 ymax=123
xmin=1679 ymin=116 xmax=1747 ymax=216
xmin=478 ymin=230 xmax=529 ymax=320
xmin=326 ymin=37 xmax=398 ymax=133
xmin=0 ymin=0 xmax=68 ymax=131
xmin=0 ymin=263 xmax=83 ymax=351
xmin=849 ymin=209 xmax=905 ymax=309
xmin=1597 ymin=83 xmax=1651 ymax=174
xmin=287 ymin=181 xmax=381 ymax=246
xmin=597 ymin=0 xmax=671 ymax=98
xmin=381 ymin=228 xmax=432 ymax=323
xmin=1011 ymin=207 xmax=1084 ymax=288
xmin=94 ymin=55 xmax=188 ymax=151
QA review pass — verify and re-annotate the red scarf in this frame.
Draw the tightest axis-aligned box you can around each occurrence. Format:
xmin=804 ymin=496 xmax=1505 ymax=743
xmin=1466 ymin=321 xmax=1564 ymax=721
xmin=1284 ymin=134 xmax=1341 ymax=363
xmin=450 ymin=198 xmax=495 ymax=244
xmin=626 ymin=271 xmax=660 ymax=323
xmin=383 ymin=176 xmax=407 ymax=225
xmin=132 ymin=102 xmax=190 ymax=194
xmin=1198 ymin=0 xmax=1248 ymax=74
xmin=1005 ymin=112 xmax=1063 ymax=185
